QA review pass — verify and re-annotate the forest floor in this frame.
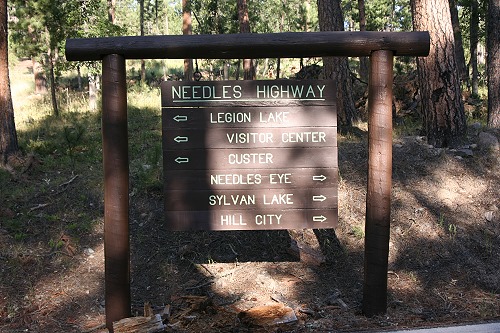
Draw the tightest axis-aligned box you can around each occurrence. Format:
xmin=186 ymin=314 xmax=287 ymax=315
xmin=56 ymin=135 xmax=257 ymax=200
xmin=1 ymin=60 xmax=499 ymax=332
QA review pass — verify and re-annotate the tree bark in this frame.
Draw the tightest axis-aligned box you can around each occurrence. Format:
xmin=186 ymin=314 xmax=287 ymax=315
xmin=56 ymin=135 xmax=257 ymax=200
xmin=358 ymin=0 xmax=369 ymax=82
xmin=411 ymin=0 xmax=466 ymax=147
xmin=140 ymin=0 xmax=146 ymax=84
xmin=238 ymin=0 xmax=255 ymax=80
xmin=317 ymin=0 xmax=357 ymax=127
xmin=33 ymin=58 xmax=47 ymax=94
xmin=0 ymin=0 xmax=19 ymax=164
xmin=182 ymin=0 xmax=193 ymax=81
xmin=470 ymin=0 xmax=479 ymax=96
xmin=47 ymin=51 xmax=59 ymax=117
xmin=487 ymin=0 xmax=500 ymax=128
xmin=108 ymin=0 xmax=116 ymax=24
xmin=449 ymin=0 xmax=468 ymax=86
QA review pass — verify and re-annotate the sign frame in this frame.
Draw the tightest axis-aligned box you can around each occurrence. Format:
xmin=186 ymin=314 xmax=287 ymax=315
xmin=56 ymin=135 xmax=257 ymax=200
xmin=65 ymin=31 xmax=430 ymax=331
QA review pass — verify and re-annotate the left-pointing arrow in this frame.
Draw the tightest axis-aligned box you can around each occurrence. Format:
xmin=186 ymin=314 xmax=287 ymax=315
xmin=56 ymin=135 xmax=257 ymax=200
xmin=174 ymin=136 xmax=189 ymax=143
xmin=175 ymin=157 xmax=189 ymax=164
xmin=173 ymin=115 xmax=188 ymax=122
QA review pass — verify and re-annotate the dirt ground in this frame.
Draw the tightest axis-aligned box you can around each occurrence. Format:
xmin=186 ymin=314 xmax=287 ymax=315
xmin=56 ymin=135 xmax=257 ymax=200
xmin=1 ymin=118 xmax=499 ymax=333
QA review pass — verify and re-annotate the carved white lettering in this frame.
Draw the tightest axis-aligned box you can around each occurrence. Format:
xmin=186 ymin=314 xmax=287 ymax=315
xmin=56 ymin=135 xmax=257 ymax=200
xmin=269 ymin=173 xmax=292 ymax=184
xmin=210 ymin=112 xmax=251 ymax=124
xmin=228 ymin=153 xmax=273 ymax=165
xmin=263 ymin=193 xmax=294 ymax=205
xmin=226 ymin=132 xmax=274 ymax=144
xmin=281 ymin=131 xmax=326 ymax=143
xmin=209 ymin=194 xmax=256 ymax=206
xmin=259 ymin=111 xmax=289 ymax=124
xmin=255 ymin=214 xmax=282 ymax=225
xmin=220 ymin=214 xmax=246 ymax=226
xmin=210 ymin=174 xmax=262 ymax=185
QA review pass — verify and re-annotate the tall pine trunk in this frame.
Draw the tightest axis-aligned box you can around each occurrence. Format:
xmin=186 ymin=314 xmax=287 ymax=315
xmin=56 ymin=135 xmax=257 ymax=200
xmin=487 ymin=0 xmax=500 ymax=127
xmin=238 ymin=0 xmax=255 ymax=80
xmin=0 ymin=0 xmax=19 ymax=164
xmin=357 ymin=0 xmax=369 ymax=82
xmin=449 ymin=0 xmax=468 ymax=87
xmin=33 ymin=58 xmax=47 ymax=94
xmin=182 ymin=0 xmax=193 ymax=81
xmin=47 ymin=51 xmax=59 ymax=117
xmin=470 ymin=0 xmax=479 ymax=96
xmin=317 ymin=0 xmax=357 ymax=127
xmin=411 ymin=0 xmax=466 ymax=147
xmin=140 ymin=0 xmax=146 ymax=84
xmin=107 ymin=0 xmax=116 ymax=23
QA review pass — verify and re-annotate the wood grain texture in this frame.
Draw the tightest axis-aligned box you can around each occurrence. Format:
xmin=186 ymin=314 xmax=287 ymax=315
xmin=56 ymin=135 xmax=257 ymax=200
xmin=66 ymin=31 xmax=429 ymax=61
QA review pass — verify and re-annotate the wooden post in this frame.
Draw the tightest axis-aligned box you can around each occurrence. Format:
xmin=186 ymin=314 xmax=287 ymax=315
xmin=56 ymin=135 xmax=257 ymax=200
xmin=102 ymin=54 xmax=131 ymax=331
xmin=363 ymin=50 xmax=394 ymax=316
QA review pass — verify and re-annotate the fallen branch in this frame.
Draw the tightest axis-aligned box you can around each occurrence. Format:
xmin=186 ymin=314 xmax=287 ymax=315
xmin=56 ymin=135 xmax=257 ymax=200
xmin=53 ymin=174 xmax=80 ymax=195
xmin=59 ymin=174 xmax=80 ymax=187
xmin=113 ymin=314 xmax=165 ymax=333
xmin=29 ymin=203 xmax=50 ymax=212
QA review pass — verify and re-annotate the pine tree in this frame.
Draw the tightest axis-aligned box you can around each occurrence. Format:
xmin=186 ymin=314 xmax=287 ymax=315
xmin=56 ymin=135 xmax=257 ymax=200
xmin=317 ymin=0 xmax=357 ymax=127
xmin=487 ymin=0 xmax=500 ymax=127
xmin=0 ymin=0 xmax=19 ymax=165
xmin=411 ymin=0 xmax=466 ymax=147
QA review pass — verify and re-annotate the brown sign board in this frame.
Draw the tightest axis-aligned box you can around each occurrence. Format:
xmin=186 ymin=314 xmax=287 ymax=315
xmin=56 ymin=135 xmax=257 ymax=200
xmin=161 ymin=80 xmax=338 ymax=230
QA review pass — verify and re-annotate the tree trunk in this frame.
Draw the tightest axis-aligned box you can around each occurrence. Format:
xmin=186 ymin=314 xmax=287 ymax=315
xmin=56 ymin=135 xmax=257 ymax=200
xmin=47 ymin=51 xmax=59 ymax=117
xmin=470 ymin=0 xmax=479 ymax=96
xmin=0 ymin=0 xmax=19 ymax=164
xmin=182 ymin=0 xmax=193 ymax=81
xmin=238 ymin=0 xmax=255 ymax=80
xmin=276 ymin=58 xmax=281 ymax=79
xmin=77 ymin=65 xmax=82 ymax=91
xmin=89 ymin=74 xmax=98 ymax=111
xmin=235 ymin=60 xmax=241 ymax=80
xmin=33 ymin=58 xmax=47 ymax=94
xmin=357 ymin=0 xmax=369 ymax=82
xmin=487 ymin=0 xmax=500 ymax=128
xmin=140 ymin=0 xmax=146 ymax=84
xmin=411 ymin=0 xmax=466 ymax=147
xmin=449 ymin=0 xmax=468 ymax=87
xmin=317 ymin=0 xmax=357 ymax=127
xmin=107 ymin=0 xmax=116 ymax=24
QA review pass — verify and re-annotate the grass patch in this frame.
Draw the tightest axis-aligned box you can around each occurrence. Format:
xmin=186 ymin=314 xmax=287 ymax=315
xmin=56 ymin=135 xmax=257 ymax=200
xmin=3 ymin=80 xmax=166 ymax=250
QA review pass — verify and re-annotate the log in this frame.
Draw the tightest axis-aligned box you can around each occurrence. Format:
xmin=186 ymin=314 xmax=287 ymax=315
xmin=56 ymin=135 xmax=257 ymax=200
xmin=66 ymin=31 xmax=430 ymax=61
xmin=113 ymin=314 xmax=165 ymax=333
xmin=238 ymin=303 xmax=297 ymax=326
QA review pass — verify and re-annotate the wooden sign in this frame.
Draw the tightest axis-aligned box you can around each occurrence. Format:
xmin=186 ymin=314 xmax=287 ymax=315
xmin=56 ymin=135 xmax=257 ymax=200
xmin=161 ymin=80 xmax=338 ymax=230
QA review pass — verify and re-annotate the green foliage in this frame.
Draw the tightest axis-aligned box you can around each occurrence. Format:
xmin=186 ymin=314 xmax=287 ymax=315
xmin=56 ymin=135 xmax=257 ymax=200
xmin=351 ymin=225 xmax=365 ymax=239
xmin=115 ymin=0 xmax=182 ymax=35
xmin=190 ymin=0 xmax=238 ymax=34
xmin=342 ymin=0 xmax=412 ymax=32
xmin=249 ymin=0 xmax=319 ymax=33
xmin=9 ymin=0 xmax=102 ymax=58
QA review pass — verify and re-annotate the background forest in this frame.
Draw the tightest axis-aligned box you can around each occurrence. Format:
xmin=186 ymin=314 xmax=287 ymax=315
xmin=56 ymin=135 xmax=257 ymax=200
xmin=0 ymin=0 xmax=499 ymax=332
xmin=3 ymin=0 xmax=498 ymax=120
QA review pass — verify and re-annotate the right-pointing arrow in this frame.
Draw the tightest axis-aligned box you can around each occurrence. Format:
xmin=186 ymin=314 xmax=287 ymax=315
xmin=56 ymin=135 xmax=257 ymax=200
xmin=312 ymin=195 xmax=327 ymax=202
xmin=313 ymin=215 xmax=327 ymax=223
xmin=312 ymin=175 xmax=327 ymax=182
